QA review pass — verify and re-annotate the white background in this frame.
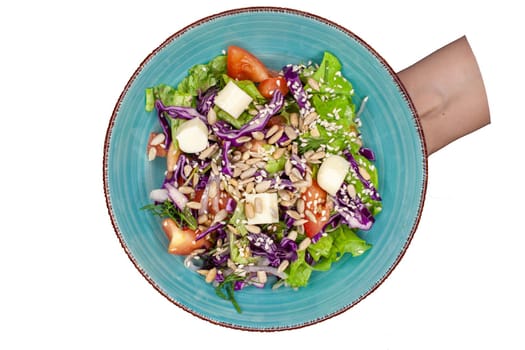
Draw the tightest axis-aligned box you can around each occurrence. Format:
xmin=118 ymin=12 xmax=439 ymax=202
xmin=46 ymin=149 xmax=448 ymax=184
xmin=1 ymin=0 xmax=523 ymax=349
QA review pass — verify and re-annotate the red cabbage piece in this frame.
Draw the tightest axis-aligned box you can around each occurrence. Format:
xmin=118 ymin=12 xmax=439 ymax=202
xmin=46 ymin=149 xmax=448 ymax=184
xmin=359 ymin=147 xmax=376 ymax=161
xmin=195 ymin=221 xmax=224 ymax=241
xmin=343 ymin=149 xmax=381 ymax=201
xmin=155 ymin=100 xmax=208 ymax=124
xmin=333 ymin=183 xmax=374 ymax=231
xmin=197 ymin=86 xmax=218 ymax=116
xmin=282 ymin=64 xmax=313 ymax=116
xmin=212 ymin=90 xmax=284 ymax=146
xmin=247 ymin=232 xmax=298 ymax=267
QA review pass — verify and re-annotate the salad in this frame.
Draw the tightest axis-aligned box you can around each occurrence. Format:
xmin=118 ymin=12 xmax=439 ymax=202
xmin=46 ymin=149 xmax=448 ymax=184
xmin=142 ymin=46 xmax=382 ymax=312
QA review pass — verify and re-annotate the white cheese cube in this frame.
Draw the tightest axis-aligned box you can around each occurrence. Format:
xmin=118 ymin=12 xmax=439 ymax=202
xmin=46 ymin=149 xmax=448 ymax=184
xmin=317 ymin=154 xmax=350 ymax=196
xmin=214 ymin=81 xmax=253 ymax=119
xmin=245 ymin=192 xmax=279 ymax=225
xmin=175 ymin=117 xmax=209 ymax=153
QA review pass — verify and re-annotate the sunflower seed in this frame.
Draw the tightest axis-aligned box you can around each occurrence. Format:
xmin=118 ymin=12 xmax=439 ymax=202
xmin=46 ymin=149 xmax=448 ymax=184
xmin=232 ymin=167 xmax=243 ymax=178
xmin=245 ymin=157 xmax=262 ymax=166
xmin=290 ymin=168 xmax=303 ymax=182
xmin=213 ymin=209 xmax=228 ymax=223
xmin=298 ymin=237 xmax=311 ymax=251
xmin=347 ymin=184 xmax=357 ymax=198
xmin=205 ymin=267 xmax=217 ymax=283
xmin=293 ymin=218 xmax=308 ymax=226
xmin=237 ymin=135 xmax=252 ymax=144
xmin=272 ymin=147 xmax=286 ymax=159
xmin=147 ymin=147 xmax=157 ymax=161
xmin=272 ymin=279 xmax=285 ymax=290
xmin=303 ymin=111 xmax=319 ymax=126
xmin=287 ymin=230 xmax=298 ymax=241
xmin=208 ymin=181 xmax=218 ymax=198
xmin=240 ymin=177 xmax=256 ymax=186
xmin=303 ymin=150 xmax=314 ymax=159
xmin=197 ymin=269 xmax=209 ymax=276
xmin=227 ymin=185 xmax=241 ymax=199
xmin=178 ymin=186 xmax=195 ymax=194
xmin=234 ymin=161 xmax=250 ymax=171
xmin=308 ymin=150 xmax=326 ymax=161
xmin=279 ymin=199 xmax=294 ymax=207
xmin=304 ymin=209 xmax=317 ymax=223
xmin=240 ymin=167 xmax=257 ymax=179
xmin=199 ymin=143 xmax=218 ymax=160
xmin=251 ymin=131 xmax=265 ymax=140
xmin=293 ymin=180 xmax=310 ymax=189
xmin=310 ymin=125 xmax=320 ymax=138
xmin=265 ymin=124 xmax=280 ymax=139
xmin=296 ymin=198 xmax=305 ymax=214
xmin=304 ymin=172 xmax=313 ymax=186
xmin=255 ymin=180 xmax=271 ymax=193
xmin=232 ymin=151 xmax=242 ymax=162
xmin=227 ymin=259 xmax=237 ymax=271
xmin=290 ymin=112 xmax=299 ymax=128
xmin=186 ymin=201 xmax=202 ymax=210
xmin=359 ymin=166 xmax=371 ymax=180
xmin=198 ymin=214 xmax=209 ymax=225
xmin=267 ymin=128 xmax=284 ymax=145
xmin=245 ymin=224 xmax=261 ymax=234
xmin=210 ymin=161 xmax=219 ymax=175
xmin=245 ymin=181 xmax=255 ymax=193
xmin=284 ymin=126 xmax=298 ymax=140
xmin=193 ymin=173 xmax=200 ymax=187
xmin=286 ymin=210 xmax=303 ymax=220
xmin=183 ymin=165 xmax=193 ymax=177
xmin=307 ymin=77 xmax=320 ymax=91
xmin=205 ymin=107 xmax=216 ymax=123
xmin=228 ymin=178 xmax=238 ymax=187
xmin=227 ymin=224 xmax=239 ymax=235
xmin=245 ymin=202 xmax=255 ymax=219
xmin=242 ymin=150 xmax=251 ymax=161
xmin=277 ymin=260 xmax=289 ymax=273
xmin=278 ymin=189 xmax=291 ymax=201
xmin=284 ymin=159 xmax=293 ymax=175
xmin=150 ymin=133 xmax=165 ymax=146
xmin=257 ymin=270 xmax=267 ymax=284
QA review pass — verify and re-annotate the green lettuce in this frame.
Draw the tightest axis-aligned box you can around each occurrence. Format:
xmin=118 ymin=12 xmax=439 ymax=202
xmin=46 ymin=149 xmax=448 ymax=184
xmin=298 ymin=52 xmax=359 ymax=154
xmin=285 ymin=226 xmax=371 ymax=287
xmin=145 ymin=55 xmax=226 ymax=112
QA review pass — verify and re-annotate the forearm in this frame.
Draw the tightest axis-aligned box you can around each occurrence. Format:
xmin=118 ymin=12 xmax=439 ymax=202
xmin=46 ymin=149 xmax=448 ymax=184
xmin=397 ymin=36 xmax=490 ymax=154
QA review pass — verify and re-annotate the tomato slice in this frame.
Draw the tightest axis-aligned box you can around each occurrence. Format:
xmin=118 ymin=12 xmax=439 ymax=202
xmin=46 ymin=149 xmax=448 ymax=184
xmin=257 ymin=76 xmax=289 ymax=99
xmin=162 ymin=218 xmax=210 ymax=255
xmin=227 ymin=45 xmax=270 ymax=82
xmin=301 ymin=181 xmax=331 ymax=238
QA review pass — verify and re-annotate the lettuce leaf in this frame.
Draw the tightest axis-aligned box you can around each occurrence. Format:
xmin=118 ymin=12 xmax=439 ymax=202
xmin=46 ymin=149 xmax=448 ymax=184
xmin=285 ymin=226 xmax=371 ymax=287
xmin=177 ymin=55 xmax=226 ymax=96
xmin=308 ymin=225 xmax=371 ymax=272
xmin=145 ymin=55 xmax=226 ymax=111
xmin=298 ymin=52 xmax=359 ymax=154
xmin=285 ymin=250 xmax=313 ymax=288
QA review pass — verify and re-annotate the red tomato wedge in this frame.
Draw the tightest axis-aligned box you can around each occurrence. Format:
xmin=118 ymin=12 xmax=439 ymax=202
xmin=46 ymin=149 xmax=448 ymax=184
xmin=301 ymin=181 xmax=331 ymax=238
xmin=227 ymin=45 xmax=270 ymax=82
xmin=162 ymin=218 xmax=210 ymax=255
xmin=258 ymin=76 xmax=289 ymax=99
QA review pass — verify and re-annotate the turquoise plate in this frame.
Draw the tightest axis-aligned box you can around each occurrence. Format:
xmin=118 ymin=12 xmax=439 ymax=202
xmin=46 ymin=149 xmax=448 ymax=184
xmin=103 ymin=7 xmax=427 ymax=330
